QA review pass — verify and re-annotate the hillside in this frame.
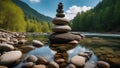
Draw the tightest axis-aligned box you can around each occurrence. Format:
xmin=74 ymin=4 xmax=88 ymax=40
xmin=72 ymin=0 xmax=120 ymax=32
xmin=0 ymin=0 xmax=26 ymax=32
xmin=13 ymin=0 xmax=52 ymax=22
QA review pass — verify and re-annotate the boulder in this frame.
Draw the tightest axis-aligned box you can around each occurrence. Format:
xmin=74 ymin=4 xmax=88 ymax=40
xmin=0 ymin=44 xmax=14 ymax=52
xmin=22 ymin=62 xmax=34 ymax=68
xmin=97 ymin=61 xmax=110 ymax=68
xmin=32 ymin=65 xmax=46 ymax=68
xmin=48 ymin=61 xmax=59 ymax=68
xmin=0 ymin=51 xmax=22 ymax=65
xmin=70 ymin=55 xmax=86 ymax=67
xmin=52 ymin=17 xmax=69 ymax=25
xmin=32 ymin=40 xmax=44 ymax=47
xmin=49 ymin=33 xmax=81 ymax=44
xmin=52 ymin=25 xmax=71 ymax=32
xmin=36 ymin=56 xmax=48 ymax=65
xmin=26 ymin=55 xmax=38 ymax=62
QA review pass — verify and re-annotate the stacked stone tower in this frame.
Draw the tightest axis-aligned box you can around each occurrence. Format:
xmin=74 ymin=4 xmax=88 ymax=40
xmin=49 ymin=2 xmax=82 ymax=51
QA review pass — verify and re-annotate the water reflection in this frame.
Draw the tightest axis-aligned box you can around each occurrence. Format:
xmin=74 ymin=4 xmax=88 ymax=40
xmin=28 ymin=45 xmax=98 ymax=62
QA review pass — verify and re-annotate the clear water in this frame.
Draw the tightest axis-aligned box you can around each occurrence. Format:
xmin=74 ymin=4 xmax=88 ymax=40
xmin=28 ymin=45 xmax=98 ymax=62
xmin=15 ymin=44 xmax=98 ymax=68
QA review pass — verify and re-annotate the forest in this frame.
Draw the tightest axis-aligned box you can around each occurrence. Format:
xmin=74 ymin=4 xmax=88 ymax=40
xmin=0 ymin=0 xmax=53 ymax=32
xmin=71 ymin=0 xmax=120 ymax=32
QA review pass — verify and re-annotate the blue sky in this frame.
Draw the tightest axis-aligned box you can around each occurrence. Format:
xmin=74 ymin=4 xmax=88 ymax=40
xmin=21 ymin=0 xmax=102 ymax=20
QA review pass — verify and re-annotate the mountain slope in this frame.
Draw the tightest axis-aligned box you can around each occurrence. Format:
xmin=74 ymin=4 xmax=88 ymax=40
xmin=72 ymin=0 xmax=120 ymax=32
xmin=13 ymin=0 xmax=52 ymax=22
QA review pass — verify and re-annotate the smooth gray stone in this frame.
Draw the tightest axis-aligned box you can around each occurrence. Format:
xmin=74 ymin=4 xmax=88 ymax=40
xmin=49 ymin=33 xmax=81 ymax=44
xmin=32 ymin=40 xmax=44 ymax=47
xmin=48 ymin=61 xmax=59 ymax=68
xmin=26 ymin=55 xmax=38 ymax=62
xmin=0 ymin=44 xmax=14 ymax=52
xmin=52 ymin=25 xmax=71 ymax=32
xmin=0 ymin=51 xmax=22 ymax=65
xmin=70 ymin=55 xmax=86 ymax=67
xmin=52 ymin=17 xmax=69 ymax=25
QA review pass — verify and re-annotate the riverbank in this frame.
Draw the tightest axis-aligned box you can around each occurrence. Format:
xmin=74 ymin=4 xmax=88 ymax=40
xmin=80 ymin=37 xmax=120 ymax=68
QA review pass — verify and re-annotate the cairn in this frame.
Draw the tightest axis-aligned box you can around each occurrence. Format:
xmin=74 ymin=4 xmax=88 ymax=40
xmin=49 ymin=2 xmax=82 ymax=68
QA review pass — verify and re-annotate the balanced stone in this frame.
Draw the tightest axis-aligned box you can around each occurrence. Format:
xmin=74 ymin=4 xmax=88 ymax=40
xmin=56 ymin=13 xmax=65 ymax=17
xmin=52 ymin=25 xmax=71 ymax=32
xmin=52 ymin=17 xmax=69 ymax=25
xmin=0 ymin=51 xmax=22 ymax=65
xmin=49 ymin=33 xmax=81 ymax=44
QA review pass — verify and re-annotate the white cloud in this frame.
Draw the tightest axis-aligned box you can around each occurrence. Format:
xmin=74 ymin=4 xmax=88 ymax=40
xmin=30 ymin=0 xmax=40 ymax=3
xmin=65 ymin=5 xmax=91 ymax=20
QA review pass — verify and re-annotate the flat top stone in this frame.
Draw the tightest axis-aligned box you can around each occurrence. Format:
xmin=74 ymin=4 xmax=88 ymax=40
xmin=49 ymin=32 xmax=81 ymax=44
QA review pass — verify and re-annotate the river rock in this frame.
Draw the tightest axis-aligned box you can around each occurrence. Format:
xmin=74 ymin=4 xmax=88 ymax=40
xmin=36 ymin=56 xmax=48 ymax=65
xmin=0 ymin=38 xmax=7 ymax=43
xmin=22 ymin=62 xmax=34 ymax=68
xmin=55 ymin=58 xmax=65 ymax=63
xmin=52 ymin=17 xmax=69 ymax=25
xmin=97 ymin=61 xmax=110 ymax=68
xmin=48 ymin=61 xmax=59 ymax=68
xmin=20 ymin=46 xmax=35 ymax=53
xmin=0 ymin=65 xmax=8 ymax=68
xmin=0 ymin=51 xmax=22 ymax=65
xmin=33 ymin=65 xmax=46 ymax=68
xmin=52 ymin=25 xmax=71 ymax=32
xmin=66 ymin=64 xmax=76 ymax=68
xmin=70 ymin=55 xmax=86 ymax=67
xmin=26 ymin=55 xmax=38 ymax=62
xmin=32 ymin=40 xmax=44 ymax=47
xmin=0 ymin=44 xmax=14 ymax=52
xmin=84 ymin=62 xmax=96 ymax=68
xmin=18 ymin=39 xmax=27 ymax=44
xmin=49 ymin=33 xmax=81 ymax=44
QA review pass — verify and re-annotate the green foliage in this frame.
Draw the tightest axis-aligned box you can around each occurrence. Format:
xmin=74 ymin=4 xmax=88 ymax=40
xmin=0 ymin=0 xmax=26 ymax=32
xmin=13 ymin=0 xmax=52 ymax=22
xmin=72 ymin=0 xmax=120 ymax=32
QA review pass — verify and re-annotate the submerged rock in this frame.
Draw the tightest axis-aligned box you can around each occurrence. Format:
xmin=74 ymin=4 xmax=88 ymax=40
xmin=36 ymin=56 xmax=48 ymax=65
xmin=70 ymin=55 xmax=86 ymax=67
xmin=26 ymin=55 xmax=38 ymax=62
xmin=48 ymin=61 xmax=59 ymax=68
xmin=33 ymin=65 xmax=46 ymax=68
xmin=22 ymin=62 xmax=34 ymax=68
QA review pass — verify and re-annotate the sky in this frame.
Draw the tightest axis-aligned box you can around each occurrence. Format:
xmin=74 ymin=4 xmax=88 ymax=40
xmin=21 ymin=0 xmax=102 ymax=20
